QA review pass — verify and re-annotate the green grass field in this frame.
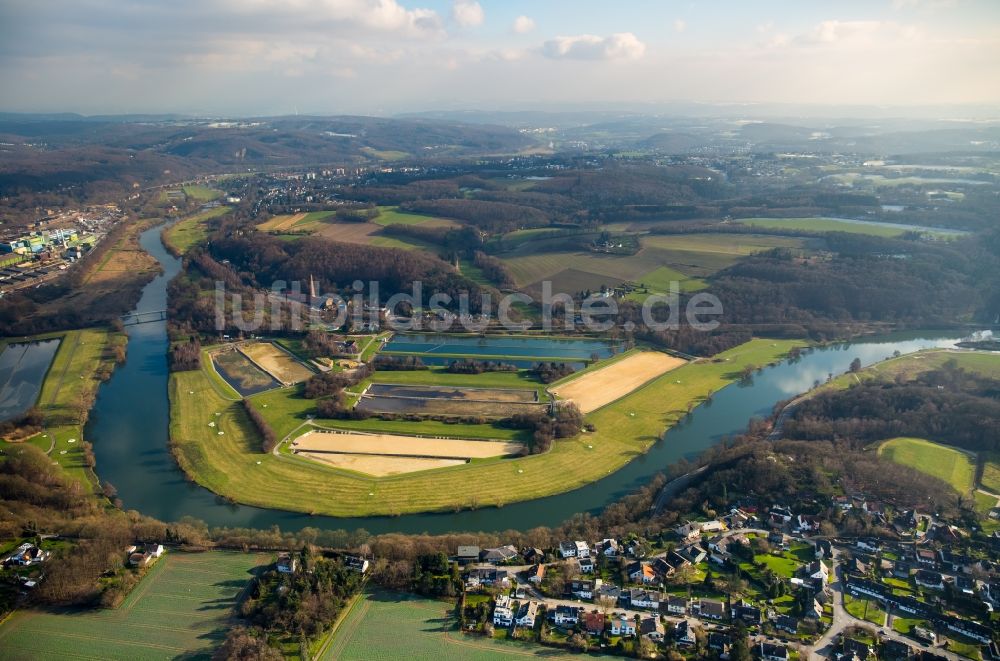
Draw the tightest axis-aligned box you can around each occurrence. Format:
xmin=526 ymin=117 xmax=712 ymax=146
xmin=182 ymin=185 xmax=223 ymax=201
xmin=369 ymin=367 xmax=549 ymax=401
xmin=980 ymin=452 xmax=1000 ymax=494
xmin=373 ymin=206 xmax=457 ymax=228
xmin=503 ymin=232 xmax=807 ymax=291
xmin=323 ymin=590 xmax=614 ymax=660
xmin=877 ymin=437 xmax=976 ymax=493
xmin=162 ymin=206 xmax=231 ymax=254
xmin=844 ymin=595 xmax=886 ymax=625
xmin=169 ymin=338 xmax=802 ymax=516
xmin=0 ymin=551 xmax=263 ymax=660
xmin=736 ymin=217 xmax=918 ymax=237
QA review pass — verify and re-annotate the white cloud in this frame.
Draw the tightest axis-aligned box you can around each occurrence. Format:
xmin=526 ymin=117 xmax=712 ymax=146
xmin=512 ymin=15 xmax=535 ymax=34
xmin=891 ymin=0 xmax=957 ymax=10
xmin=541 ymin=33 xmax=646 ymax=61
xmin=451 ymin=0 xmax=484 ymax=28
xmin=674 ymin=19 xmax=686 ymax=33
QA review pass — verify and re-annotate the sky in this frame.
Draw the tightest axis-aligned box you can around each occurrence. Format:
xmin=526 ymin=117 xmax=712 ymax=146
xmin=1 ymin=0 xmax=999 ymax=116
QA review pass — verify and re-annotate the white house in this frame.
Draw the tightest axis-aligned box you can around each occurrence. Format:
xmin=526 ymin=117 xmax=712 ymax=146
xmin=559 ymin=540 xmax=589 ymax=558
xmin=514 ymin=601 xmax=539 ymax=628
xmin=553 ymin=605 xmax=583 ymax=626
xmin=493 ymin=595 xmax=513 ymax=627
xmin=610 ymin=615 xmax=636 ymax=637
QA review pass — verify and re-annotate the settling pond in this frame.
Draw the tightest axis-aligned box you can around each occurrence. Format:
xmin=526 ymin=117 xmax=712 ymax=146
xmin=87 ymin=223 xmax=965 ymax=534
xmin=0 ymin=338 xmax=61 ymax=422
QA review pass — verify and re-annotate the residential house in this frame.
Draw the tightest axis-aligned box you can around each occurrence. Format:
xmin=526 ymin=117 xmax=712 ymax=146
xmin=708 ymin=632 xmax=732 ymax=655
xmin=526 ymin=563 xmax=545 ymax=584
xmin=569 ymin=578 xmax=602 ymax=600
xmin=493 ymin=594 xmax=514 ymax=627
xmin=127 ymin=543 xmax=164 ymax=567
xmin=768 ymin=532 xmax=787 ymax=549
xmin=583 ymin=611 xmax=606 ymax=636
xmin=627 ymin=561 xmax=657 ymax=585
xmin=675 ymin=620 xmax=697 ymax=646
xmin=696 ymin=599 xmax=727 ymax=620
xmin=892 ymin=561 xmax=913 ymax=580
xmin=552 ymin=605 xmax=583 ymax=626
xmin=521 ymin=547 xmax=544 ymax=565
xmin=481 ymin=545 xmax=518 ymax=564
xmin=559 ymin=540 xmax=590 ymax=558
xmin=843 ymin=639 xmax=872 ymax=660
xmin=881 ymin=639 xmax=914 ymax=660
xmin=677 ymin=543 xmax=707 ymax=565
xmin=276 ymin=552 xmax=297 ymax=574
xmin=663 ymin=551 xmax=691 ymax=574
xmin=638 ymin=616 xmax=661 ymax=639
xmin=794 ymin=514 xmax=821 ymax=534
xmin=938 ymin=549 xmax=972 ymax=572
xmin=465 ymin=567 xmax=510 ymax=590
xmin=456 ymin=545 xmax=480 ymax=565
xmin=774 ymin=615 xmax=798 ymax=634
xmin=344 ymin=556 xmax=369 ymax=574
xmin=514 ymin=601 xmax=539 ymax=628
xmin=675 ymin=521 xmax=703 ymax=542
xmin=914 ymin=547 xmax=937 ymax=567
xmin=5 ymin=543 xmax=50 ymax=567
xmin=813 ymin=539 xmax=833 ymax=559
xmin=955 ymin=575 xmax=975 ymax=595
xmin=595 ymin=584 xmax=621 ymax=605
xmin=941 ymin=616 xmax=992 ymax=644
xmin=759 ymin=642 xmax=789 ymax=661
xmin=628 ymin=588 xmax=663 ymax=610
xmin=801 ymin=560 xmax=829 ymax=585
xmin=596 ymin=538 xmax=620 ymax=557
xmin=665 ymin=595 xmax=688 ymax=615
xmin=770 ymin=506 xmax=793 ymax=524
xmin=733 ymin=603 xmax=762 ymax=624
xmin=855 ymin=538 xmax=880 ymax=553
xmin=914 ymin=569 xmax=944 ymax=590
xmin=610 ymin=615 xmax=636 ymax=637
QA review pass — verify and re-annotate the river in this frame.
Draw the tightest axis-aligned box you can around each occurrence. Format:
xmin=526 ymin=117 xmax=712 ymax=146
xmin=87 ymin=223 xmax=963 ymax=535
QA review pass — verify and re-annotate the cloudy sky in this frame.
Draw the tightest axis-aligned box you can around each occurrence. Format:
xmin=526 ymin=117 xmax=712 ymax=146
xmin=1 ymin=0 xmax=999 ymax=116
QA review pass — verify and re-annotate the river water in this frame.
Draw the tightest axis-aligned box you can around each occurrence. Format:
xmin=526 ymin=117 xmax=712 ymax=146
xmin=87 ymin=223 xmax=963 ymax=535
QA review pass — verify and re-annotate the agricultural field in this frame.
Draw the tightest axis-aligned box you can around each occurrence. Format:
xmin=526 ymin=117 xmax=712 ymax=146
xmin=877 ymin=437 xmax=976 ymax=494
xmin=550 ymin=350 xmax=686 ymax=413
xmin=210 ymin=349 xmax=279 ymax=396
xmin=373 ymin=206 xmax=459 ymax=228
xmin=162 ymin=206 xmax=231 ymax=254
xmin=824 ymin=349 xmax=1000 ymax=391
xmin=291 ymin=429 xmax=522 ymax=476
xmin=239 ymin=342 xmax=314 ymax=385
xmin=257 ymin=211 xmax=334 ymax=232
xmin=0 ymin=551 xmax=264 ymax=661
xmin=734 ymin=216 xmax=962 ymax=238
xmin=369 ymin=367 xmax=549 ymax=400
xmin=323 ymin=590 xmax=615 ymax=660
xmin=501 ymin=232 xmax=807 ymax=294
xmin=169 ymin=338 xmax=802 ymax=516
xmin=356 ymin=384 xmax=545 ymax=418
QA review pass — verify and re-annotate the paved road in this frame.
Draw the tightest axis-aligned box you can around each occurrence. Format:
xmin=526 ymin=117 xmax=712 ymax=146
xmin=804 ymin=546 xmax=964 ymax=661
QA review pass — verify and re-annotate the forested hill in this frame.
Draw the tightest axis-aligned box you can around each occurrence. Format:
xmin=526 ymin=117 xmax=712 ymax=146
xmin=783 ymin=360 xmax=1000 ymax=452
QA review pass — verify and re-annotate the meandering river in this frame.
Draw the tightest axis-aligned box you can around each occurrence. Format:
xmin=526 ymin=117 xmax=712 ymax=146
xmin=86 ymin=223 xmax=963 ymax=535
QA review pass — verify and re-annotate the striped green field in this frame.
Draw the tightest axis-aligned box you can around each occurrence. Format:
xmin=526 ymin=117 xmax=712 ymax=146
xmin=373 ymin=206 xmax=458 ymax=228
xmin=168 ymin=338 xmax=802 ymax=516
xmin=734 ymin=217 xmax=921 ymax=237
xmin=0 ymin=551 xmax=264 ymax=661
xmin=981 ymin=452 xmax=1000 ymax=494
xmin=324 ymin=590 xmax=613 ymax=660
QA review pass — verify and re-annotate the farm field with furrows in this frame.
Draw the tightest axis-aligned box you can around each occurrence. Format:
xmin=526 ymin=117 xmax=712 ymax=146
xmin=0 ymin=552 xmax=264 ymax=661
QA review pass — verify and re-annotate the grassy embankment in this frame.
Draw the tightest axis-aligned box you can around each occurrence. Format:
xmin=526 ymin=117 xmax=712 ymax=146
xmin=169 ymin=338 xmax=802 ymax=517
xmin=162 ymin=205 xmax=232 ymax=255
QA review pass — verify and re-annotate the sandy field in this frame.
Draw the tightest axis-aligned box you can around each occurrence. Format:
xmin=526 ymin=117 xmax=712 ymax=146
xmin=297 ymin=451 xmax=466 ymax=476
xmin=292 ymin=430 xmax=521 ymax=459
xmin=239 ymin=342 xmax=313 ymax=384
xmin=314 ymin=221 xmax=381 ymax=244
xmin=257 ymin=213 xmax=306 ymax=231
xmin=551 ymin=351 xmax=687 ymax=413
